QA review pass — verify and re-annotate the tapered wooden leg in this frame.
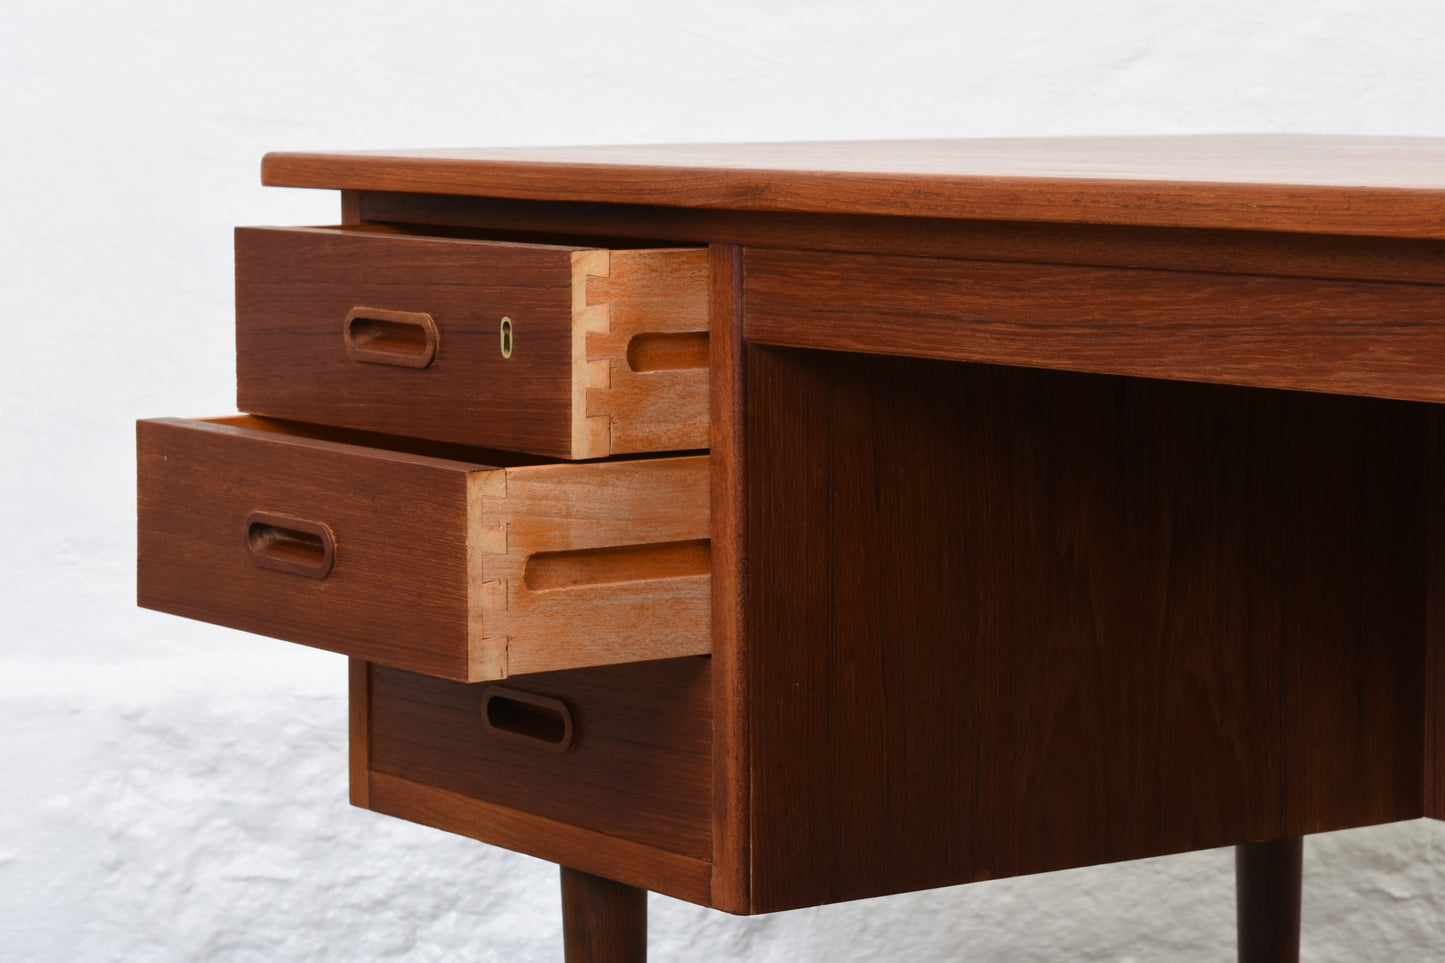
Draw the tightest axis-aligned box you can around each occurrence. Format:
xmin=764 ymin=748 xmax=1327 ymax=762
xmin=1236 ymin=837 xmax=1302 ymax=963
xmin=560 ymin=867 xmax=647 ymax=963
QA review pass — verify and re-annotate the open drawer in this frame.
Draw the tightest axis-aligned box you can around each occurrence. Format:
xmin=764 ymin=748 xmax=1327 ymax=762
xmin=235 ymin=227 xmax=709 ymax=459
xmin=136 ymin=416 xmax=710 ymax=681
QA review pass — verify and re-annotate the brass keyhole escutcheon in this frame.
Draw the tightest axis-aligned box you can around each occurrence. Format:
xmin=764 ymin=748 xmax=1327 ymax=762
xmin=500 ymin=317 xmax=514 ymax=359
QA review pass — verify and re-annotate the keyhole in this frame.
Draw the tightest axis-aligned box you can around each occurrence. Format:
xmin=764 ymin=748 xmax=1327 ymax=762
xmin=500 ymin=317 xmax=514 ymax=359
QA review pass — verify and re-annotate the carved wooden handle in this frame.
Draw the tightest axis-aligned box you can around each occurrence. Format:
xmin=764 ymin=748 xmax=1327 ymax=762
xmin=343 ymin=307 xmax=438 ymax=368
xmin=482 ymin=686 xmax=575 ymax=752
xmin=244 ymin=512 xmax=335 ymax=579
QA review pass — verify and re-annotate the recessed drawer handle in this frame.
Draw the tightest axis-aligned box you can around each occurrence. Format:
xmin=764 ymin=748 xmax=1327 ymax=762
xmin=626 ymin=331 xmax=709 ymax=372
xmin=244 ymin=512 xmax=335 ymax=579
xmin=524 ymin=539 xmax=711 ymax=591
xmin=343 ymin=307 xmax=438 ymax=368
xmin=482 ymin=686 xmax=575 ymax=752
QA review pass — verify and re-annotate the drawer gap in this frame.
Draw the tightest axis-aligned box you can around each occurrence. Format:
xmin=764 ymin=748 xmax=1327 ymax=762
xmin=351 ymin=220 xmax=688 ymax=251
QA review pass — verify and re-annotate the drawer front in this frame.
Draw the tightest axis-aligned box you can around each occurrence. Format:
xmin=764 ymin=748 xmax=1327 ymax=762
xmin=236 ymin=226 xmax=709 ymax=459
xmin=137 ymin=416 xmax=710 ymax=681
xmin=361 ymin=657 xmax=712 ymax=902
xmin=744 ymin=248 xmax=1445 ymax=402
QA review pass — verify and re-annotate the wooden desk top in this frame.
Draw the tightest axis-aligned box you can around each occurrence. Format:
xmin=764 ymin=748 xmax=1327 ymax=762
xmin=263 ymin=135 xmax=1445 ymax=238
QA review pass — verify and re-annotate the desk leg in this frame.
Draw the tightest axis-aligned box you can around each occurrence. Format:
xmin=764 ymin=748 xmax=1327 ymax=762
xmin=1235 ymin=837 xmax=1302 ymax=963
xmin=561 ymin=867 xmax=648 ymax=962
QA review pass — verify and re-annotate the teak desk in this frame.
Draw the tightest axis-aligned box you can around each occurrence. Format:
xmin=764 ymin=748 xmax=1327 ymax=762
xmin=138 ymin=137 xmax=1445 ymax=961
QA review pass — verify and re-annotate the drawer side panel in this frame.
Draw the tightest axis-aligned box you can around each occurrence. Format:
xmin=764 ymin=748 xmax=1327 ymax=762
xmin=480 ymin=456 xmax=712 ymax=678
xmin=585 ymin=248 xmax=711 ymax=455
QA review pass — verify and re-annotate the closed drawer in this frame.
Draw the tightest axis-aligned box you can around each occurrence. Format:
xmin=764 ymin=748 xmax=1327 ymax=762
xmin=359 ymin=657 xmax=712 ymax=903
xmin=136 ymin=416 xmax=710 ymax=681
xmin=744 ymin=248 xmax=1445 ymax=402
xmin=236 ymin=226 xmax=709 ymax=459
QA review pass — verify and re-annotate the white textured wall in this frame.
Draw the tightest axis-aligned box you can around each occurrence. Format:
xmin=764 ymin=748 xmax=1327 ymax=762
xmin=4 ymin=1 xmax=1445 ymax=959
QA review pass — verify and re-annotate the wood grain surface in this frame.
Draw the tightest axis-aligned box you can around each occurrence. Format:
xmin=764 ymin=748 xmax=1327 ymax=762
xmin=358 ymin=192 xmax=1445 ymax=286
xmin=237 ymin=226 xmax=580 ymax=456
xmin=741 ymin=348 xmax=1427 ymax=912
xmin=262 ymin=135 xmax=1445 ymax=238
xmin=138 ymin=416 xmax=483 ymax=679
xmin=707 ymin=244 xmax=749 ymax=913
xmin=744 ymin=249 xmax=1445 ymax=403
xmin=368 ymin=772 xmax=711 ymax=904
xmin=585 ymin=249 xmax=710 ymax=454
xmin=364 ymin=657 xmax=712 ymax=901
xmin=560 ymin=868 xmax=648 ymax=963
xmin=236 ymin=227 xmax=708 ymax=459
xmin=1427 ymin=423 xmax=1445 ymax=820
xmin=138 ymin=417 xmax=711 ymax=682
xmin=475 ymin=455 xmax=712 ymax=678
